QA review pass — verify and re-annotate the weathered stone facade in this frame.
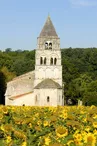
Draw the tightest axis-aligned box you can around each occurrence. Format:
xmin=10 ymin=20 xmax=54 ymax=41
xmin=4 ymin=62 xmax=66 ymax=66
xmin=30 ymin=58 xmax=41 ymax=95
xmin=5 ymin=71 xmax=35 ymax=105
xmin=5 ymin=16 xmax=64 ymax=106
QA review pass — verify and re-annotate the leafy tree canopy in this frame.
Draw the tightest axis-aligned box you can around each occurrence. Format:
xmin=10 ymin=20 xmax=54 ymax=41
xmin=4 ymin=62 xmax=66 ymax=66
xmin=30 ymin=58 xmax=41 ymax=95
xmin=0 ymin=71 xmax=6 ymax=104
xmin=0 ymin=48 xmax=97 ymax=105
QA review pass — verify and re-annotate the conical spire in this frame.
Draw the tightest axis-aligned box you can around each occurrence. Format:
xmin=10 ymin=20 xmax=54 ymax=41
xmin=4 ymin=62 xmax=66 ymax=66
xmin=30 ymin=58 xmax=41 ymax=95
xmin=39 ymin=16 xmax=58 ymax=37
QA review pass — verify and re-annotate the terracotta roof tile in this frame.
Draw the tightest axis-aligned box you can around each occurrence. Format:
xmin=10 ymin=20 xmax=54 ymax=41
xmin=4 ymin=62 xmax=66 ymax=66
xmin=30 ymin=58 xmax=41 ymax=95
xmin=9 ymin=91 xmax=33 ymax=100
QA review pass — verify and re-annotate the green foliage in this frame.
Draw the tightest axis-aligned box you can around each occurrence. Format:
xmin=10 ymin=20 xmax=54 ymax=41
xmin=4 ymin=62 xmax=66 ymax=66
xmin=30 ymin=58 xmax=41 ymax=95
xmin=0 ymin=49 xmax=35 ymax=77
xmin=66 ymin=74 xmax=92 ymax=102
xmin=5 ymin=48 xmax=12 ymax=52
xmin=82 ymin=80 xmax=97 ymax=106
xmin=1 ymin=66 xmax=16 ymax=82
xmin=0 ymin=48 xmax=97 ymax=105
xmin=83 ymin=92 xmax=97 ymax=106
xmin=62 ymin=48 xmax=97 ymax=105
xmin=0 ymin=71 xmax=6 ymax=104
xmin=87 ymin=80 xmax=97 ymax=92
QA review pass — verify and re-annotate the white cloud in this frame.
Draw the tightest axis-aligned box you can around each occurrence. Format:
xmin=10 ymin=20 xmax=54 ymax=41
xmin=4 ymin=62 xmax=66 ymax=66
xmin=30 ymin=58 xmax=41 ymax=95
xmin=69 ymin=0 xmax=97 ymax=7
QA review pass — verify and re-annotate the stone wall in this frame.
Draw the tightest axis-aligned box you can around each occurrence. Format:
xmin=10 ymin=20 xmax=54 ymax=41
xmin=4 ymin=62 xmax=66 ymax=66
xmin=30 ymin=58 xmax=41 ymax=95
xmin=5 ymin=71 xmax=35 ymax=105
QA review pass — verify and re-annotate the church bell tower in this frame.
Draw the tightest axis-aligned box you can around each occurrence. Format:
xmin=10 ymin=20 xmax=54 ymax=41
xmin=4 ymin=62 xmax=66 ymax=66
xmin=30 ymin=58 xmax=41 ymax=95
xmin=34 ymin=16 xmax=62 ymax=87
xmin=34 ymin=16 xmax=63 ymax=106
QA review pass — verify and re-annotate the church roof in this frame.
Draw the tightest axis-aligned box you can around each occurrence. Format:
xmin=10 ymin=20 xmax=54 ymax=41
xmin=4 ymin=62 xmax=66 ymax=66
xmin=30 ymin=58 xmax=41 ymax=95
xmin=9 ymin=91 xmax=33 ymax=100
xmin=34 ymin=79 xmax=62 ymax=89
xmin=5 ymin=71 xmax=35 ymax=98
xmin=39 ymin=16 xmax=58 ymax=37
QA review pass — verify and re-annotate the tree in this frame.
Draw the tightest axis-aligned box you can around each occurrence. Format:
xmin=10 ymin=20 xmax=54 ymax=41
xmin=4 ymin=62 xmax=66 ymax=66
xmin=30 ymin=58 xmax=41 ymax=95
xmin=66 ymin=74 xmax=92 ymax=104
xmin=5 ymin=48 xmax=12 ymax=52
xmin=1 ymin=66 xmax=16 ymax=82
xmin=83 ymin=92 xmax=97 ymax=106
xmin=0 ymin=71 xmax=6 ymax=104
xmin=83 ymin=80 xmax=97 ymax=106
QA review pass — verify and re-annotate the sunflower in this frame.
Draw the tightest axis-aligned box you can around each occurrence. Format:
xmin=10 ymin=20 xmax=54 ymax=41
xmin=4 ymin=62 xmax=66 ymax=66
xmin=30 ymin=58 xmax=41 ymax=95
xmin=44 ymin=137 xmax=51 ymax=145
xmin=14 ymin=130 xmax=26 ymax=140
xmin=43 ymin=120 xmax=50 ymax=127
xmin=81 ymin=131 xmax=87 ymax=137
xmin=50 ymin=115 xmax=57 ymax=122
xmin=93 ymin=129 xmax=97 ymax=136
xmin=93 ymin=121 xmax=97 ymax=128
xmin=37 ymin=120 xmax=42 ymax=125
xmin=60 ymin=111 xmax=68 ymax=119
xmin=28 ymin=122 xmax=32 ymax=128
xmin=83 ymin=117 xmax=87 ymax=123
xmin=85 ymin=126 xmax=91 ymax=132
xmin=67 ymin=140 xmax=74 ymax=146
xmin=35 ymin=126 xmax=41 ymax=131
xmin=56 ymin=126 xmax=68 ymax=138
xmin=90 ymin=105 xmax=96 ymax=109
xmin=1 ymin=124 xmax=14 ymax=132
xmin=0 ymin=113 xmax=3 ymax=120
xmin=6 ymin=135 xmax=12 ymax=144
xmin=2 ymin=106 xmax=8 ymax=114
xmin=73 ymin=133 xmax=82 ymax=142
xmin=74 ymin=139 xmax=83 ymax=146
xmin=21 ymin=141 xmax=27 ymax=146
xmin=84 ymin=133 xmax=96 ymax=146
xmin=49 ymin=143 xmax=64 ymax=146
xmin=93 ymin=114 xmax=97 ymax=119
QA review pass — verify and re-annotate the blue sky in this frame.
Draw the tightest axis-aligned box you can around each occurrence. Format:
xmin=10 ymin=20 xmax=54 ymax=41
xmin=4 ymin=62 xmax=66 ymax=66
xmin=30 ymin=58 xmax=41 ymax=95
xmin=0 ymin=0 xmax=97 ymax=50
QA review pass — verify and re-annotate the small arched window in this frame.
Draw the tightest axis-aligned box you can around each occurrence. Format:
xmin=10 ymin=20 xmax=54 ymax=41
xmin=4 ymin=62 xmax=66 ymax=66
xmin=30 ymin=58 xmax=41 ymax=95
xmin=54 ymin=58 xmax=57 ymax=65
xmin=50 ymin=58 xmax=53 ymax=65
xmin=47 ymin=96 xmax=50 ymax=102
xmin=40 ymin=57 xmax=43 ymax=65
xmin=49 ymin=43 xmax=52 ymax=49
xmin=44 ymin=57 xmax=46 ymax=65
xmin=45 ymin=42 xmax=48 ymax=49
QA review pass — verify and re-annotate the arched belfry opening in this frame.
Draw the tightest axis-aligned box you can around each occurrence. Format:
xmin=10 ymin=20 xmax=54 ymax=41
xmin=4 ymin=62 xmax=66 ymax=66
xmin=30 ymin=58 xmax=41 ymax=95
xmin=54 ymin=58 xmax=57 ymax=65
xmin=50 ymin=58 xmax=53 ymax=65
xmin=40 ymin=57 xmax=43 ymax=65
xmin=45 ymin=41 xmax=52 ymax=50
xmin=45 ymin=42 xmax=48 ymax=49
xmin=49 ymin=42 xmax=52 ymax=49
xmin=44 ymin=57 xmax=46 ymax=65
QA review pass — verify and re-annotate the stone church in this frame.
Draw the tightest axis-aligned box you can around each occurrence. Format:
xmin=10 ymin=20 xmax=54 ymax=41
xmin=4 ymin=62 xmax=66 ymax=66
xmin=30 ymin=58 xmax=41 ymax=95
xmin=5 ymin=16 xmax=64 ymax=106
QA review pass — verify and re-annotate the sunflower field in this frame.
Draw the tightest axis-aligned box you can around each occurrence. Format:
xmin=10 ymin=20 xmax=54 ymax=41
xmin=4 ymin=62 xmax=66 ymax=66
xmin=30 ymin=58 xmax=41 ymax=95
xmin=0 ymin=105 xmax=97 ymax=146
